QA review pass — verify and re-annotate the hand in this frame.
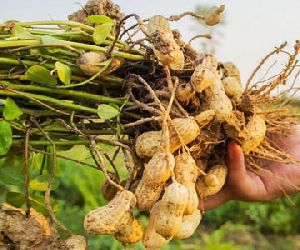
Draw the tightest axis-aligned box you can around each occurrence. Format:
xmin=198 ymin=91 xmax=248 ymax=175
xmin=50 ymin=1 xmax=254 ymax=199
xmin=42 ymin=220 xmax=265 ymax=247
xmin=203 ymin=127 xmax=300 ymax=210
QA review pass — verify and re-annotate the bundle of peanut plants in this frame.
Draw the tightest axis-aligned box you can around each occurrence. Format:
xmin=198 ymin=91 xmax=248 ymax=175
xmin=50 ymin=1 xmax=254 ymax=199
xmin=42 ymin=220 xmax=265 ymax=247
xmin=0 ymin=0 xmax=299 ymax=249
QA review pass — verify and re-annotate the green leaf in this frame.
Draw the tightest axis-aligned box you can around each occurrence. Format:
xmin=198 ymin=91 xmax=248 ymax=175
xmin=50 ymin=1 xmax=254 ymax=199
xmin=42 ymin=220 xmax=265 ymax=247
xmin=25 ymin=65 xmax=57 ymax=85
xmin=98 ymin=143 xmax=114 ymax=153
xmin=6 ymin=192 xmax=25 ymax=207
xmin=0 ymin=121 xmax=12 ymax=155
xmin=6 ymin=192 xmax=59 ymax=215
xmin=86 ymin=15 xmax=116 ymax=25
xmin=97 ymin=104 xmax=119 ymax=120
xmin=55 ymin=62 xmax=71 ymax=85
xmin=93 ymin=23 xmax=113 ymax=45
xmin=3 ymin=98 xmax=23 ymax=120
xmin=30 ymin=175 xmax=59 ymax=191
xmin=0 ymin=166 xmax=24 ymax=186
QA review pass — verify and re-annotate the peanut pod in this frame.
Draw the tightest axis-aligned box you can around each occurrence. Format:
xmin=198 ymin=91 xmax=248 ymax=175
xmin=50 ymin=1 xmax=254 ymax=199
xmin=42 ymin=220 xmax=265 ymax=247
xmin=194 ymin=110 xmax=216 ymax=128
xmin=135 ymin=118 xmax=200 ymax=158
xmin=155 ymin=182 xmax=188 ymax=239
xmin=222 ymin=76 xmax=243 ymax=100
xmin=84 ymin=190 xmax=136 ymax=235
xmin=148 ymin=16 xmax=185 ymax=70
xmin=203 ymin=77 xmax=233 ymax=121
xmin=196 ymin=164 xmax=227 ymax=198
xmin=174 ymin=153 xmax=199 ymax=215
xmin=143 ymin=201 xmax=170 ymax=250
xmin=174 ymin=209 xmax=201 ymax=240
xmin=65 ymin=235 xmax=87 ymax=250
xmin=135 ymin=152 xmax=175 ymax=211
xmin=176 ymin=82 xmax=196 ymax=104
xmin=115 ymin=217 xmax=143 ymax=244
xmin=222 ymin=61 xmax=241 ymax=83
xmin=240 ymin=114 xmax=266 ymax=154
xmin=191 ymin=67 xmax=219 ymax=93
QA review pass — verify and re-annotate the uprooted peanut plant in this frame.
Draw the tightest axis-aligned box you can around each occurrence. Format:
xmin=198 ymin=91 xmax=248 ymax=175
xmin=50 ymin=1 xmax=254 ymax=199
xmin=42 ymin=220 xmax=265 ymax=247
xmin=0 ymin=0 xmax=299 ymax=249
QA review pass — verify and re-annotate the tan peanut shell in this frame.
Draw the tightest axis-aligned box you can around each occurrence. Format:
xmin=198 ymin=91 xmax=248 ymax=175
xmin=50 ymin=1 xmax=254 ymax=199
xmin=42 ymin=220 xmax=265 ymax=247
xmin=170 ymin=46 xmax=185 ymax=71
xmin=241 ymin=114 xmax=266 ymax=154
xmin=115 ymin=218 xmax=143 ymax=244
xmin=194 ymin=110 xmax=216 ymax=127
xmin=143 ymin=152 xmax=175 ymax=184
xmin=147 ymin=15 xmax=170 ymax=35
xmin=135 ymin=118 xmax=200 ymax=158
xmin=189 ymin=122 xmax=224 ymax=159
xmin=152 ymin=31 xmax=175 ymax=66
xmin=169 ymin=118 xmax=200 ymax=152
xmin=174 ymin=153 xmax=198 ymax=215
xmin=174 ymin=209 xmax=201 ymax=240
xmin=135 ymin=182 xmax=163 ymax=211
xmin=135 ymin=152 xmax=175 ymax=211
xmin=196 ymin=164 xmax=227 ymax=198
xmin=176 ymin=82 xmax=196 ymax=104
xmin=155 ymin=182 xmax=188 ymax=239
xmin=191 ymin=67 xmax=219 ymax=93
xmin=222 ymin=76 xmax=243 ymax=99
xmin=0 ymin=204 xmax=62 ymax=249
xmin=195 ymin=54 xmax=218 ymax=70
xmin=65 ymin=235 xmax=87 ymax=250
xmin=143 ymin=201 xmax=170 ymax=250
xmin=224 ymin=110 xmax=246 ymax=139
xmin=147 ymin=16 xmax=185 ymax=70
xmin=77 ymin=51 xmax=107 ymax=76
xmin=135 ymin=131 xmax=162 ymax=158
xmin=174 ymin=153 xmax=198 ymax=184
xmin=84 ymin=190 xmax=136 ymax=235
xmin=184 ymin=184 xmax=199 ymax=215
xmin=204 ymin=5 xmax=225 ymax=26
xmin=223 ymin=61 xmax=241 ymax=83
xmin=204 ymin=78 xmax=233 ymax=121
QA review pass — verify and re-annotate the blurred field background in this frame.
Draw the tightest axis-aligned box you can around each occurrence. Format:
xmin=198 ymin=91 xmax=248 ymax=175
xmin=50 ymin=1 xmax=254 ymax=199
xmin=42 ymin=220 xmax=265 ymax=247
xmin=0 ymin=0 xmax=300 ymax=249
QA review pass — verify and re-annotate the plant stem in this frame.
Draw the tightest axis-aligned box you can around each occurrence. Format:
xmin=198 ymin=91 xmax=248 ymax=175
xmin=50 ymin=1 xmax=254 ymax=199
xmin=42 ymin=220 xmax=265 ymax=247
xmin=24 ymin=124 xmax=31 ymax=217
xmin=1 ymin=81 xmax=129 ymax=105
xmin=14 ymin=20 xmax=127 ymax=45
xmin=0 ymin=89 xmax=99 ymax=114
xmin=0 ymin=105 xmax=64 ymax=117
xmin=16 ymin=20 xmax=95 ymax=32
xmin=0 ymin=39 xmax=146 ymax=60
xmin=0 ymin=40 xmax=40 ymax=48
xmin=29 ymin=30 xmax=125 ymax=48
xmin=64 ymin=40 xmax=146 ymax=60
xmin=12 ymin=139 xmax=89 ymax=146
xmin=29 ymin=124 xmax=115 ymax=135
xmin=0 ymin=57 xmax=56 ymax=69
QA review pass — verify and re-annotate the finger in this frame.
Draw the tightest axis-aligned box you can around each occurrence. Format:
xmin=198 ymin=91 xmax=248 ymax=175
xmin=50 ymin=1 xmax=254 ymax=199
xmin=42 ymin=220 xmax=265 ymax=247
xmin=227 ymin=141 xmax=247 ymax=184
xmin=200 ymin=189 xmax=232 ymax=210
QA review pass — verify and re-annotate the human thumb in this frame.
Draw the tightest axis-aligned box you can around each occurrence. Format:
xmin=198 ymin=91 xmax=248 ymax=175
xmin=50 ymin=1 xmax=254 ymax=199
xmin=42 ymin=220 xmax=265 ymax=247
xmin=227 ymin=141 xmax=247 ymax=184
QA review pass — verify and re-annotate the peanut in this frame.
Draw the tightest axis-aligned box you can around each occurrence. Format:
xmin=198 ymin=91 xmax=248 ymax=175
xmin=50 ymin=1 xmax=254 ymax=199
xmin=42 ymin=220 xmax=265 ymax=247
xmin=174 ymin=209 xmax=201 ymax=239
xmin=196 ymin=164 xmax=227 ymax=198
xmin=155 ymin=182 xmax=188 ymax=239
xmin=241 ymin=114 xmax=266 ymax=154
